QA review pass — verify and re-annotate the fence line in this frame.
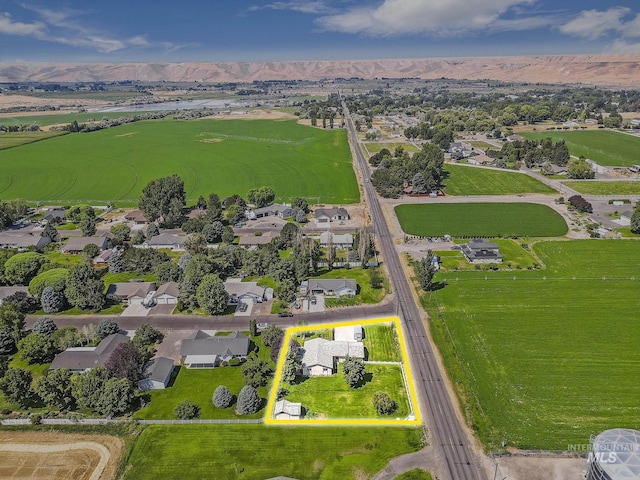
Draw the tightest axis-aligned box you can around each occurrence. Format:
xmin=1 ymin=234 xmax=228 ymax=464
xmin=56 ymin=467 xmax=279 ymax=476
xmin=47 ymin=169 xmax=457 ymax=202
xmin=0 ymin=418 xmax=263 ymax=426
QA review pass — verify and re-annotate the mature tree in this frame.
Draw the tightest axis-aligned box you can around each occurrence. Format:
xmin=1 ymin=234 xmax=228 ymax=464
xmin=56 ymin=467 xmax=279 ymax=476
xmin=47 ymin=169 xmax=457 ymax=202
xmin=134 ymin=324 xmax=163 ymax=347
xmin=178 ymin=253 xmax=192 ymax=272
xmin=205 ymin=193 xmax=223 ymax=223
xmin=138 ymin=175 xmax=186 ymax=227
xmin=97 ymin=377 xmax=134 ymax=416
xmin=41 ymin=287 xmax=66 ymax=314
xmin=373 ymin=391 xmax=398 ymax=415
xmin=79 ymin=214 xmax=97 ymax=236
xmin=196 ymin=195 xmax=207 ymax=210
xmin=249 ymin=319 xmax=258 ymax=337
xmin=236 ymin=385 xmax=261 ymax=415
xmin=181 ymin=217 xmax=206 ymax=234
xmin=146 ymin=223 xmax=160 ymax=238
xmin=221 ymin=226 xmax=235 ymax=244
xmin=5 ymin=291 xmax=39 ymax=314
xmin=196 ymin=275 xmax=229 ymax=315
xmin=292 ymin=197 xmax=309 ymax=213
xmin=41 ymin=223 xmax=59 ymax=242
xmin=29 ymin=268 xmax=69 ymax=299
xmin=411 ymin=172 xmax=428 ymax=194
xmin=0 ymin=368 xmax=32 ymax=406
xmin=414 ymin=250 xmax=437 ymax=292
xmin=105 ymin=341 xmax=141 ymax=384
xmin=18 ymin=333 xmax=54 ymax=364
xmin=261 ymin=325 xmax=284 ymax=347
xmin=64 ymin=262 xmax=105 ymax=310
xmin=122 ymin=248 xmax=170 ymax=274
xmin=248 ymin=187 xmax=275 ymax=208
xmin=0 ymin=302 xmax=25 ymax=343
xmin=369 ymin=268 xmax=383 ymax=290
xmin=35 ymin=369 xmax=74 ymax=410
xmin=4 ymin=252 xmax=46 ymax=285
xmin=155 ymin=261 xmax=182 ymax=283
xmin=50 ymin=326 xmax=80 ymax=351
xmin=281 ymin=347 xmax=301 ymax=384
xmin=82 ymin=242 xmax=100 ymax=259
xmin=175 ymin=399 xmax=201 ymax=419
xmin=269 ymin=334 xmax=284 ymax=363
xmin=291 ymin=208 xmax=308 ymax=223
xmin=567 ymin=158 xmax=595 ymax=179
xmin=67 ymin=205 xmax=95 ymax=223
xmin=110 ymin=224 xmax=131 ymax=242
xmin=631 ymin=204 xmax=640 ymax=234
xmin=202 ymin=221 xmax=224 ymax=243
xmin=568 ymin=195 xmax=593 ymax=213
xmin=71 ymin=366 xmax=110 ymax=410
xmin=225 ymin=204 xmax=245 ymax=225
xmin=97 ymin=319 xmax=120 ymax=338
xmin=342 ymin=356 xmax=366 ymax=388
xmin=241 ymin=358 xmax=273 ymax=388
xmin=0 ymin=327 xmax=14 ymax=354
xmin=280 ymin=222 xmax=300 ymax=248
xmin=212 ymin=385 xmax=233 ymax=409
xmin=32 ymin=317 xmax=57 ymax=337
xmin=107 ymin=248 xmax=124 ymax=274
xmin=185 ymin=232 xmax=208 ymax=256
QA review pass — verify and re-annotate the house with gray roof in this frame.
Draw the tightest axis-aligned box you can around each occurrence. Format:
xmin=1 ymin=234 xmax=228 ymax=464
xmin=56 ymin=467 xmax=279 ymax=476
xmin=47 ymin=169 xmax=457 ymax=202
xmin=301 ymin=337 xmax=365 ymax=376
xmin=238 ymin=230 xmax=279 ymax=248
xmin=224 ymin=279 xmax=273 ymax=306
xmin=61 ymin=236 xmax=109 ymax=254
xmin=0 ymin=286 xmax=30 ymax=304
xmin=315 ymin=207 xmax=349 ymax=224
xmin=0 ymin=231 xmax=51 ymax=251
xmin=180 ymin=331 xmax=250 ymax=368
xmin=274 ymin=400 xmax=303 ymax=420
xmin=460 ymin=239 xmax=503 ymax=264
xmin=311 ymin=231 xmax=354 ymax=249
xmin=50 ymin=333 xmax=128 ymax=372
xmin=138 ymin=357 xmax=175 ymax=390
xmin=300 ymin=278 xmax=357 ymax=297
xmin=246 ymin=203 xmax=292 ymax=220
xmin=152 ymin=282 xmax=179 ymax=305
xmin=106 ymin=282 xmax=156 ymax=305
xmin=142 ymin=233 xmax=187 ymax=250
xmin=43 ymin=208 xmax=66 ymax=224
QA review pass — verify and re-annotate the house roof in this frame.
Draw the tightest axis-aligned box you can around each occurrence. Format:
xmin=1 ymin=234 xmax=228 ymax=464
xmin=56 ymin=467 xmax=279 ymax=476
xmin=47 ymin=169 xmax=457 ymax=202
xmin=315 ymin=207 xmax=349 ymax=219
xmin=180 ymin=331 xmax=250 ymax=357
xmin=147 ymin=357 xmax=175 ymax=383
xmin=43 ymin=209 xmax=66 ymax=222
xmin=274 ymin=400 xmax=302 ymax=416
xmin=62 ymin=236 xmax=108 ymax=253
xmin=154 ymin=282 xmax=179 ymax=298
xmin=147 ymin=233 xmax=186 ymax=247
xmin=224 ymin=279 xmax=267 ymax=299
xmin=461 ymin=239 xmax=502 ymax=260
xmin=305 ymin=278 xmax=357 ymax=293
xmin=301 ymin=338 xmax=365 ymax=369
xmin=252 ymin=203 xmax=291 ymax=216
xmin=125 ymin=209 xmax=147 ymax=222
xmin=466 ymin=238 xmax=499 ymax=251
xmin=238 ymin=231 xmax=278 ymax=246
xmin=106 ymin=282 xmax=156 ymax=299
xmin=50 ymin=333 xmax=128 ymax=370
xmin=318 ymin=232 xmax=353 ymax=245
xmin=0 ymin=286 xmax=29 ymax=300
xmin=0 ymin=232 xmax=50 ymax=249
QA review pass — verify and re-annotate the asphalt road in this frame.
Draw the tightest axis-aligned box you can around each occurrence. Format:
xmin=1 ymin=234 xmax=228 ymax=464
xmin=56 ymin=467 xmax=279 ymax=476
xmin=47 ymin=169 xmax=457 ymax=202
xmin=341 ymin=97 xmax=484 ymax=480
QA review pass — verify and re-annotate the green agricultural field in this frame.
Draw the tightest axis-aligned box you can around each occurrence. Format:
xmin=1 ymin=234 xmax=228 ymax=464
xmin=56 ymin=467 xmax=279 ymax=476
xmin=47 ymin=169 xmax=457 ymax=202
xmin=442 ymin=164 xmax=554 ymax=195
xmin=0 ymin=119 xmax=359 ymax=205
xmin=0 ymin=131 xmax=66 ymax=150
xmin=395 ymin=203 xmax=568 ymax=237
xmin=521 ymin=130 xmax=640 ymax=167
xmin=363 ymin=324 xmax=401 ymax=361
xmin=562 ymin=181 xmax=640 ymax=195
xmin=424 ymin=240 xmax=640 ymax=450
xmin=126 ymin=424 xmax=424 ymax=480
xmin=283 ymin=364 xmax=410 ymax=419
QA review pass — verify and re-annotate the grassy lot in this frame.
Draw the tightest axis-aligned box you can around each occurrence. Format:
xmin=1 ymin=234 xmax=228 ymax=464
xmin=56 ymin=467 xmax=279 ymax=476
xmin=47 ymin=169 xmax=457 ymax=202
xmin=615 ymin=227 xmax=640 ymax=238
xmin=424 ymin=240 xmax=640 ymax=450
xmin=283 ymin=364 xmax=410 ymax=419
xmin=365 ymin=143 xmax=420 ymax=154
xmin=0 ymin=131 xmax=66 ymax=150
xmin=395 ymin=203 xmax=568 ymax=237
xmin=394 ymin=469 xmax=433 ymax=480
xmin=520 ymin=130 xmax=640 ymax=167
xmin=562 ymin=180 xmax=640 ymax=195
xmin=135 ymin=335 xmax=273 ymax=420
xmin=0 ymin=119 xmax=359 ymax=205
xmin=126 ymin=424 xmax=424 ymax=480
xmin=315 ymin=267 xmax=387 ymax=306
xmin=102 ymin=271 xmax=158 ymax=288
xmin=467 ymin=141 xmax=496 ymax=150
xmin=442 ymin=164 xmax=554 ymax=195
xmin=363 ymin=324 xmax=401 ymax=361
xmin=434 ymin=239 xmax=540 ymax=271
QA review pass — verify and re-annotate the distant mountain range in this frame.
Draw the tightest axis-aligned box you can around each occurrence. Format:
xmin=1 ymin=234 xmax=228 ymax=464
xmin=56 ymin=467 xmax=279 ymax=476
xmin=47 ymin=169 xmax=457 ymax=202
xmin=1 ymin=54 xmax=640 ymax=88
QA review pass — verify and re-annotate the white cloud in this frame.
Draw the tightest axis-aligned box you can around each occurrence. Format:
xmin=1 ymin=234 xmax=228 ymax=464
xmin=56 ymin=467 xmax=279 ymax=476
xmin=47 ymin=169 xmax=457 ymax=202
xmin=0 ymin=12 xmax=45 ymax=36
xmin=249 ymin=1 xmax=333 ymax=14
xmin=315 ymin=0 xmax=545 ymax=36
xmin=609 ymin=39 xmax=640 ymax=53
xmin=559 ymin=7 xmax=633 ymax=40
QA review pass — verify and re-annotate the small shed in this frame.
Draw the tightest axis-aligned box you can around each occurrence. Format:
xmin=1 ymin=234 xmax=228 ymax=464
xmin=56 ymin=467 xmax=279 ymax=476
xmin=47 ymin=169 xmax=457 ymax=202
xmin=274 ymin=400 xmax=303 ymax=420
xmin=353 ymin=325 xmax=363 ymax=342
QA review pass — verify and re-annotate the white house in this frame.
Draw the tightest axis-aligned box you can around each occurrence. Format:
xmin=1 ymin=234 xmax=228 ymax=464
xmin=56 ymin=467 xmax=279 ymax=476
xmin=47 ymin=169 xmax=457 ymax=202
xmin=301 ymin=337 xmax=365 ymax=377
xmin=106 ymin=282 xmax=156 ymax=305
xmin=246 ymin=203 xmax=292 ymax=220
xmin=312 ymin=232 xmax=354 ymax=249
xmin=180 ymin=331 xmax=250 ymax=368
xmin=300 ymin=279 xmax=357 ymax=297
xmin=315 ymin=208 xmax=349 ymax=225
xmin=138 ymin=357 xmax=175 ymax=390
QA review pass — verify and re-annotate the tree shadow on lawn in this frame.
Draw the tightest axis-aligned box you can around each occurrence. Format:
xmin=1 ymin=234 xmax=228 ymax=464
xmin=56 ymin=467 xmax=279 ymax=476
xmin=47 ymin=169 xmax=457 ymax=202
xmin=352 ymin=372 xmax=373 ymax=389
xmin=428 ymin=281 xmax=447 ymax=292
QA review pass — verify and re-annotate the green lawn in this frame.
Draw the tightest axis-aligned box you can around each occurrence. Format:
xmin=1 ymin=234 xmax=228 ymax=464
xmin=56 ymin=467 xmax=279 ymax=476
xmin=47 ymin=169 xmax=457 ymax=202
xmin=315 ymin=267 xmax=387 ymax=306
xmin=0 ymin=131 xmax=66 ymax=150
xmin=520 ymin=130 xmax=640 ymax=167
xmin=395 ymin=203 xmax=568 ymax=237
xmin=434 ymin=239 xmax=539 ymax=271
xmin=424 ymin=240 xmax=640 ymax=450
xmin=135 ymin=335 xmax=273 ymax=420
xmin=562 ymin=181 xmax=640 ymax=195
xmin=102 ymin=271 xmax=158 ymax=289
xmin=363 ymin=324 xmax=401 ymax=361
xmin=283 ymin=364 xmax=410 ymax=419
xmin=0 ymin=119 xmax=359 ymax=205
xmin=126 ymin=424 xmax=424 ymax=480
xmin=443 ymin=164 xmax=554 ymax=195
xmin=394 ymin=469 xmax=433 ymax=480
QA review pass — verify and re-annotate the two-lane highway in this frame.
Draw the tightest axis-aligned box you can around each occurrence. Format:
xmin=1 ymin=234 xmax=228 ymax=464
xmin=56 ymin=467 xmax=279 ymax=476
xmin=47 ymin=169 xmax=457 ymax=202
xmin=341 ymin=97 xmax=484 ymax=480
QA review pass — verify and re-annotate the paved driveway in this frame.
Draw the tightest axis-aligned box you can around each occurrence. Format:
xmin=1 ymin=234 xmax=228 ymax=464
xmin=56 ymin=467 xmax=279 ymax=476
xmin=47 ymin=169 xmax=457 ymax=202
xmin=121 ymin=304 xmax=150 ymax=317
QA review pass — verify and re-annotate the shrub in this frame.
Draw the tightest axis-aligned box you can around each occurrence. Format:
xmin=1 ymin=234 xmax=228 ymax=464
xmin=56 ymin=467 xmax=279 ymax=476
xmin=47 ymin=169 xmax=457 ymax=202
xmin=174 ymin=400 xmax=201 ymax=420
xmin=96 ymin=319 xmax=120 ymax=338
xmin=236 ymin=385 xmax=261 ymax=415
xmin=228 ymin=358 xmax=241 ymax=366
xmin=31 ymin=317 xmax=58 ymax=337
xmin=373 ymin=391 xmax=398 ymax=415
xmin=568 ymin=195 xmax=593 ymax=213
xmin=41 ymin=287 xmax=66 ymax=314
xmin=212 ymin=385 xmax=233 ymax=409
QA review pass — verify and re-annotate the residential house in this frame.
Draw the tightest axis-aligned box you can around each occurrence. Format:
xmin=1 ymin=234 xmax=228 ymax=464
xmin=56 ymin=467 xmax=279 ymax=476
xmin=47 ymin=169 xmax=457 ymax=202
xmin=300 ymin=279 xmax=357 ymax=297
xmin=550 ymin=164 xmax=568 ymax=175
xmin=180 ymin=331 xmax=250 ymax=368
xmin=315 ymin=208 xmax=349 ymax=225
xmin=0 ymin=286 xmax=29 ymax=304
xmin=274 ymin=400 xmax=303 ymax=420
xmin=0 ymin=231 xmax=51 ymax=251
xmin=50 ymin=333 xmax=128 ymax=372
xmin=312 ymin=232 xmax=353 ymax=249
xmin=334 ymin=325 xmax=363 ymax=342
xmin=238 ymin=230 xmax=278 ymax=248
xmin=138 ymin=357 xmax=175 ymax=390
xmin=300 ymin=337 xmax=365 ymax=376
xmin=42 ymin=208 xmax=66 ymax=224
xmin=61 ymin=236 xmax=109 ymax=254
xmin=224 ymin=279 xmax=274 ymax=306
xmin=460 ymin=239 xmax=503 ymax=264
xmin=125 ymin=209 xmax=148 ymax=224
xmin=142 ymin=233 xmax=187 ymax=250
xmin=152 ymin=282 xmax=180 ymax=305
xmin=246 ymin=203 xmax=292 ymax=220
xmin=106 ymin=282 xmax=156 ymax=306
xmin=93 ymin=249 xmax=114 ymax=267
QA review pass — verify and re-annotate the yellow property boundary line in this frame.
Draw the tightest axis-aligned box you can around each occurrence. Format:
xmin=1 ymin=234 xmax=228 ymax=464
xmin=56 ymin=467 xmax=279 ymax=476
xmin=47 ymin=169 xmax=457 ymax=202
xmin=264 ymin=316 xmax=422 ymax=426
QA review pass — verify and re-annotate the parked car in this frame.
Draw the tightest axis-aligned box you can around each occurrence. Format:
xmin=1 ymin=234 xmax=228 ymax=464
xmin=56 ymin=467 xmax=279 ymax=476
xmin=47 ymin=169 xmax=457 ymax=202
xmin=257 ymin=322 xmax=269 ymax=330
xmin=310 ymin=296 xmax=317 ymax=305
xmin=239 ymin=302 xmax=248 ymax=312
xmin=234 ymin=222 xmax=246 ymax=227
xmin=277 ymin=312 xmax=294 ymax=317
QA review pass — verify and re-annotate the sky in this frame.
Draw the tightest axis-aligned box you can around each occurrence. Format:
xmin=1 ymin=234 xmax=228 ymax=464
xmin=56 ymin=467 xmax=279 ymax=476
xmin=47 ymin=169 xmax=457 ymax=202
xmin=1 ymin=1 xmax=640 ymax=63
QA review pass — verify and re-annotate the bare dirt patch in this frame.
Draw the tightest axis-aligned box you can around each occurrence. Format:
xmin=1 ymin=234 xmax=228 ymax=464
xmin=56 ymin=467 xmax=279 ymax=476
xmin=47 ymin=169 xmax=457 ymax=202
xmin=203 ymin=109 xmax=296 ymax=121
xmin=485 ymin=455 xmax=586 ymax=480
xmin=0 ymin=431 xmax=123 ymax=480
